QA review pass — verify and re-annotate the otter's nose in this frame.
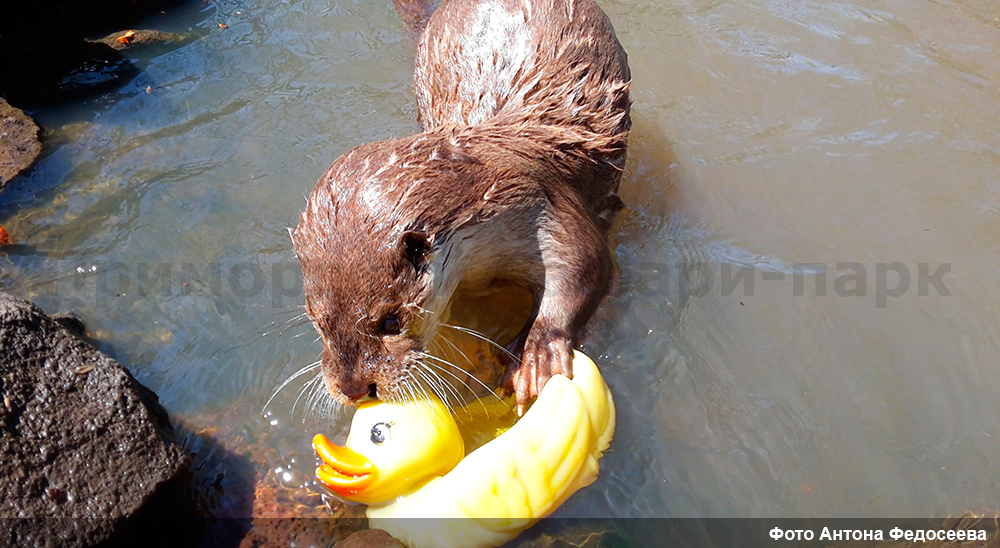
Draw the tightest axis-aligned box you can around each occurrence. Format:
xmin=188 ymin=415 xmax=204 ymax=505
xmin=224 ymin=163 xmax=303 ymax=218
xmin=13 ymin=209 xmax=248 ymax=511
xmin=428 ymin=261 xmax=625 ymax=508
xmin=342 ymin=382 xmax=378 ymax=402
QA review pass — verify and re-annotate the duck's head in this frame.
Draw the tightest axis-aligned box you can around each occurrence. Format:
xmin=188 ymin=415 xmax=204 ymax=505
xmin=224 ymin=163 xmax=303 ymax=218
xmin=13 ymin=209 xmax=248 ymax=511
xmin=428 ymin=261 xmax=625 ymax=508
xmin=313 ymin=396 xmax=465 ymax=504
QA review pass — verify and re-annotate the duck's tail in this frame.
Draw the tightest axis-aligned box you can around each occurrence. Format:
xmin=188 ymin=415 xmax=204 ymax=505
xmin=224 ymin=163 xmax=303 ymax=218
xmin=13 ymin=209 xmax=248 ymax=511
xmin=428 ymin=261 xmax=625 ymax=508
xmin=392 ymin=0 xmax=436 ymax=38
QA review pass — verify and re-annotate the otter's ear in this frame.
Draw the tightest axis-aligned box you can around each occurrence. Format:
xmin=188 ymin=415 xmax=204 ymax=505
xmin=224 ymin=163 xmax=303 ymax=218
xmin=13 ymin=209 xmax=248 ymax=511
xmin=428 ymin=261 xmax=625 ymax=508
xmin=400 ymin=230 xmax=430 ymax=272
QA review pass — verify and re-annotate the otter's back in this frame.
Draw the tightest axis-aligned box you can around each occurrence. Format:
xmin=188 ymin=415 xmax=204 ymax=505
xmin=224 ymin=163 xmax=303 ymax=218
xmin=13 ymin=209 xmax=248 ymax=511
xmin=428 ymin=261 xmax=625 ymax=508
xmin=414 ymin=0 xmax=631 ymax=139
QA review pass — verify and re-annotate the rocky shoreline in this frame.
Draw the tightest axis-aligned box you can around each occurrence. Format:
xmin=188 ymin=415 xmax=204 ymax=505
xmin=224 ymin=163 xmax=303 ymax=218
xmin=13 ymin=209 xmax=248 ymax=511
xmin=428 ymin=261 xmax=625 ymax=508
xmin=0 ymin=0 xmax=194 ymax=188
xmin=0 ymin=99 xmax=41 ymax=187
xmin=0 ymin=293 xmax=189 ymax=546
xmin=0 ymin=291 xmax=378 ymax=548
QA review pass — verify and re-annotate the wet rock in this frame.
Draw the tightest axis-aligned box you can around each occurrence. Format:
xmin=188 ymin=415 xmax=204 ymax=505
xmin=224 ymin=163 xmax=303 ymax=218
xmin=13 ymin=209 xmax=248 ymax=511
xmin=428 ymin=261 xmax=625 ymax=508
xmin=0 ymin=0 xmax=183 ymax=42
xmin=90 ymin=29 xmax=193 ymax=52
xmin=0 ymin=99 xmax=42 ymax=185
xmin=0 ymin=41 xmax=137 ymax=106
xmin=0 ymin=0 xmax=185 ymax=105
xmin=50 ymin=313 xmax=87 ymax=338
xmin=0 ymin=292 xmax=189 ymax=547
xmin=338 ymin=529 xmax=406 ymax=548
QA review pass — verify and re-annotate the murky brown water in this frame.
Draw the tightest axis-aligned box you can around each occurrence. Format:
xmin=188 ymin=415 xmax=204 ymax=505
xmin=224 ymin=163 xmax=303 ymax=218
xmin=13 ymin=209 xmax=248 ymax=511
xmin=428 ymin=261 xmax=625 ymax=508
xmin=1 ymin=0 xmax=999 ymax=523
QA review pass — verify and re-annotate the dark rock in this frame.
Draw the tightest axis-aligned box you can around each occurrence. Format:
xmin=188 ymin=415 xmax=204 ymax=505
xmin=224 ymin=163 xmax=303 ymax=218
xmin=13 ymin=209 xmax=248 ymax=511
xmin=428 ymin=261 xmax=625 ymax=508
xmin=89 ymin=29 xmax=193 ymax=52
xmin=0 ymin=0 xmax=186 ymax=105
xmin=337 ymin=529 xmax=406 ymax=548
xmin=50 ymin=313 xmax=86 ymax=338
xmin=0 ymin=292 xmax=189 ymax=547
xmin=0 ymin=41 xmax=137 ymax=106
xmin=0 ymin=0 xmax=184 ymax=42
xmin=0 ymin=98 xmax=42 ymax=185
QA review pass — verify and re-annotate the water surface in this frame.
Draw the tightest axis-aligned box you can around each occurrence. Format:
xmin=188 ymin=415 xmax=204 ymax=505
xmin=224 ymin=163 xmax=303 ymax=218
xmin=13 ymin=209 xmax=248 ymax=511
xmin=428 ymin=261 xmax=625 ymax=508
xmin=2 ymin=0 xmax=999 ymax=523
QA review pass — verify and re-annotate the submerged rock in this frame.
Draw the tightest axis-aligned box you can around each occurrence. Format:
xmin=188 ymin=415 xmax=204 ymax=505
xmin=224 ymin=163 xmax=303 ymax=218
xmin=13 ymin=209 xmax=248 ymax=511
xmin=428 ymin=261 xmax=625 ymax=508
xmin=338 ymin=529 xmax=406 ymax=548
xmin=0 ymin=292 xmax=189 ymax=547
xmin=0 ymin=99 xmax=42 ymax=186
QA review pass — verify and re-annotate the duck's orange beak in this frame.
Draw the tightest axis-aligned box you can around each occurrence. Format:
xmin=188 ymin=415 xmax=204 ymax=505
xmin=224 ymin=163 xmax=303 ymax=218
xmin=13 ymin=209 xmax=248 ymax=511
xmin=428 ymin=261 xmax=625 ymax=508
xmin=312 ymin=434 xmax=378 ymax=497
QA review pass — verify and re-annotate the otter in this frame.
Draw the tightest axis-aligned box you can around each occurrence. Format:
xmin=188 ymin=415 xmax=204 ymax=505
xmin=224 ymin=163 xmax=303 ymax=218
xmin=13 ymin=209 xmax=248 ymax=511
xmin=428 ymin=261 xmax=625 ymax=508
xmin=292 ymin=0 xmax=630 ymax=413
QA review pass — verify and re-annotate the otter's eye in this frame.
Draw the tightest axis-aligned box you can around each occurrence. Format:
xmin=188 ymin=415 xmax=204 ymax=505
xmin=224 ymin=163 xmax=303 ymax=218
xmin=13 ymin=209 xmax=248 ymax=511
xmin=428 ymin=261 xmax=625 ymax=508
xmin=381 ymin=315 xmax=401 ymax=335
xmin=371 ymin=422 xmax=391 ymax=445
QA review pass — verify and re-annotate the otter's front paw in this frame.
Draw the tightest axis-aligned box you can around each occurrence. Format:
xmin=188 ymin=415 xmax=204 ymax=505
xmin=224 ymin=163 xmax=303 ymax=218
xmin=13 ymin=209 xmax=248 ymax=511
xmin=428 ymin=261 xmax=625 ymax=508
xmin=503 ymin=328 xmax=574 ymax=415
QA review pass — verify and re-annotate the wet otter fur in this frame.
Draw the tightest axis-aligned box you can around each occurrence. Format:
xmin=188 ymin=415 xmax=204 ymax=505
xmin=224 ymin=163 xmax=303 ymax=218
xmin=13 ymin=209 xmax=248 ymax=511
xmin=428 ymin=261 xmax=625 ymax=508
xmin=292 ymin=0 xmax=630 ymax=412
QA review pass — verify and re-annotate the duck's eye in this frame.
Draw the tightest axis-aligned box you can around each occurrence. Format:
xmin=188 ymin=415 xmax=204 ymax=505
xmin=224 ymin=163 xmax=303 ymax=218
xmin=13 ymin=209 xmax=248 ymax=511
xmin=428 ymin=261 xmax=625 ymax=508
xmin=371 ymin=422 xmax=391 ymax=445
xmin=381 ymin=315 xmax=401 ymax=335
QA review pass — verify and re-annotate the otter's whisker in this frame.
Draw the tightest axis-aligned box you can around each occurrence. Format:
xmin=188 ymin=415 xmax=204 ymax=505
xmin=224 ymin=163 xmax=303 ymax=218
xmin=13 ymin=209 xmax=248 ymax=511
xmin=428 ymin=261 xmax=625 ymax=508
xmin=294 ymin=372 xmax=323 ymax=423
xmin=260 ymin=309 xmax=311 ymax=339
xmin=417 ymin=357 xmax=478 ymax=409
xmin=264 ymin=358 xmax=322 ymax=413
xmin=408 ymin=304 xmax=435 ymax=317
xmin=417 ymin=352 xmax=472 ymax=392
xmin=427 ymin=337 xmax=482 ymax=395
xmin=403 ymin=370 xmax=430 ymax=411
xmin=415 ymin=361 xmax=467 ymax=409
xmin=414 ymin=372 xmax=433 ymax=404
xmin=440 ymin=323 xmax=519 ymax=362
xmin=421 ymin=347 xmax=504 ymax=404
xmin=302 ymin=372 xmax=341 ymax=426
xmin=427 ymin=338 xmax=447 ymax=361
xmin=396 ymin=374 xmax=410 ymax=405
xmin=413 ymin=364 xmax=454 ymax=407
xmin=419 ymin=354 xmax=493 ymax=416
xmin=326 ymin=398 xmax=343 ymax=422
xmin=402 ymin=370 xmax=419 ymax=401
xmin=303 ymin=376 xmax=327 ymax=422
xmin=307 ymin=381 xmax=342 ymax=424
xmin=404 ymin=370 xmax=428 ymax=408
xmin=354 ymin=315 xmax=381 ymax=340
xmin=435 ymin=333 xmax=475 ymax=371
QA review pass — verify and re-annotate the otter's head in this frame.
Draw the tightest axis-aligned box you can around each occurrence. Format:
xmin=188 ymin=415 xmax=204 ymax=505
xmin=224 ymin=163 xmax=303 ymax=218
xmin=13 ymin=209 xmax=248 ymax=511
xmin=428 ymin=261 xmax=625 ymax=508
xmin=292 ymin=142 xmax=439 ymax=407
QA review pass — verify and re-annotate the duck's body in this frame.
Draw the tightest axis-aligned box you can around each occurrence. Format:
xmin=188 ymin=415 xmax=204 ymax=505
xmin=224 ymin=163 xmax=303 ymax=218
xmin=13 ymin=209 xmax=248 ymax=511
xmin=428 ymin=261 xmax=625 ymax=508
xmin=313 ymin=351 xmax=615 ymax=548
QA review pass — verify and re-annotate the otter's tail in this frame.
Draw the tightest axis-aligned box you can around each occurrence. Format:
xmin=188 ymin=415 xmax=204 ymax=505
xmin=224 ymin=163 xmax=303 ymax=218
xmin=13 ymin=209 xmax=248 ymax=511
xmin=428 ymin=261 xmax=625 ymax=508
xmin=393 ymin=0 xmax=436 ymax=37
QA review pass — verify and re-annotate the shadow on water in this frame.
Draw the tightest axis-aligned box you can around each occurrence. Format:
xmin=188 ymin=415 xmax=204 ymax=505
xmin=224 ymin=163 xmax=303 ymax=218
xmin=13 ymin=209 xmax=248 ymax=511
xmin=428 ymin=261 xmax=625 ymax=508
xmin=616 ymin=108 xmax=684 ymax=222
xmin=571 ymin=110 xmax=722 ymax=519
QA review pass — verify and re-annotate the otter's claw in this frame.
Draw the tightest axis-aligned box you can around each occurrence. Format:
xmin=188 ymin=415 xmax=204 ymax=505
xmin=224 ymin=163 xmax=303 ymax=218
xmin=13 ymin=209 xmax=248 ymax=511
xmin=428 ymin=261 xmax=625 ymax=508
xmin=502 ymin=328 xmax=574 ymax=415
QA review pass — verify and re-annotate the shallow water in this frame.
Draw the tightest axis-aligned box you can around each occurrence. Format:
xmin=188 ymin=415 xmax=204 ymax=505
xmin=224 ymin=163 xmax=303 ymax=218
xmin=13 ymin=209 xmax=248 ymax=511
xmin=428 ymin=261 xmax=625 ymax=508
xmin=2 ymin=0 xmax=999 ymax=524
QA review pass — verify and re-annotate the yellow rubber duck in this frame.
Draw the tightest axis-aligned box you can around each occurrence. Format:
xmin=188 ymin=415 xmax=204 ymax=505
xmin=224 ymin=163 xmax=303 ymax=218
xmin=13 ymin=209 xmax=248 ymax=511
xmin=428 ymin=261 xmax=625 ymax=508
xmin=312 ymin=350 xmax=615 ymax=548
